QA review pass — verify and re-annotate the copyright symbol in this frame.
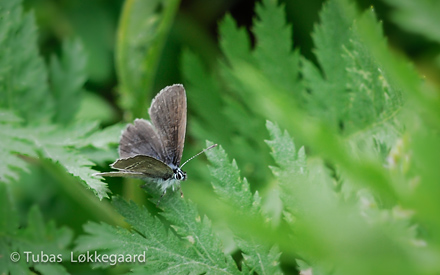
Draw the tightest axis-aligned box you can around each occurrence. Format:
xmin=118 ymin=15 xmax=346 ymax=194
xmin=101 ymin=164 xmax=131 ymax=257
xmin=10 ymin=252 xmax=20 ymax=262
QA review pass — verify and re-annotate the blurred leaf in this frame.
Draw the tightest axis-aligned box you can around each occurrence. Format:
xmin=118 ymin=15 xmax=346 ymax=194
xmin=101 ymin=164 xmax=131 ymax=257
xmin=0 ymin=184 xmax=72 ymax=274
xmin=355 ymin=7 xmax=440 ymax=129
xmin=76 ymin=122 xmax=124 ymax=150
xmin=1 ymin=118 xmax=114 ymax=199
xmin=0 ymin=0 xmax=52 ymax=122
xmin=382 ymin=0 xmax=440 ymax=44
xmin=75 ymin=91 xmax=119 ymax=123
xmin=205 ymin=142 xmax=283 ymax=275
xmin=0 ymin=0 xmax=121 ymax=200
xmin=0 ymin=110 xmax=36 ymax=183
xmin=50 ymin=38 xmax=87 ymax=124
xmin=66 ymin=1 xmax=116 ymax=84
xmin=265 ymin=121 xmax=431 ymax=275
xmin=116 ymin=0 xmax=180 ymax=118
xmin=302 ymin=0 xmax=403 ymax=139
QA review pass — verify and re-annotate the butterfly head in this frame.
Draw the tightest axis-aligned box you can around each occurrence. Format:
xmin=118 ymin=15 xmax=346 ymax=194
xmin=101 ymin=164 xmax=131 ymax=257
xmin=173 ymin=167 xmax=187 ymax=181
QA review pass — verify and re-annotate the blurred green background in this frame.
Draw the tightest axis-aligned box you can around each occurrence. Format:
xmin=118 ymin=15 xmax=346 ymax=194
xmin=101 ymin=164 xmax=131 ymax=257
xmin=4 ymin=0 xmax=440 ymax=273
xmin=24 ymin=0 xmax=440 ymax=92
xmin=22 ymin=0 xmax=440 ymax=185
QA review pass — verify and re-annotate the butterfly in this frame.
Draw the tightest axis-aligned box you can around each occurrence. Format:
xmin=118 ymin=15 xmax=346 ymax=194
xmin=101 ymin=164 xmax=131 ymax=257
xmin=94 ymin=84 xmax=216 ymax=197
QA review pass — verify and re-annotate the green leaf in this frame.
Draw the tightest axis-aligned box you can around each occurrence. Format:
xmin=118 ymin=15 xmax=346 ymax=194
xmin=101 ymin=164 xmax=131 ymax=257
xmin=311 ymin=0 xmax=356 ymax=82
xmin=265 ymin=121 xmax=308 ymax=214
xmin=205 ymin=142 xmax=283 ymax=275
xmin=50 ymin=38 xmax=87 ymax=124
xmin=1 ymin=113 xmax=116 ymax=199
xmin=0 ymin=110 xmax=36 ymax=183
xmin=0 ymin=0 xmax=52 ymax=122
xmin=265 ymin=120 xmax=428 ymax=275
xmin=302 ymin=0 xmax=404 ymax=140
xmin=355 ymin=8 xmax=440 ymax=128
xmin=382 ymin=0 xmax=440 ymax=44
xmin=116 ymin=0 xmax=180 ymax=118
xmin=0 ymin=184 xmax=72 ymax=274
xmin=182 ymin=50 xmax=273 ymax=186
xmin=0 ymin=0 xmax=115 ymax=199
xmin=219 ymin=14 xmax=252 ymax=64
xmin=76 ymin=196 xmax=242 ymax=273
xmin=253 ymin=0 xmax=301 ymax=93
xmin=43 ymin=144 xmax=110 ymax=200
xmin=239 ymin=243 xmax=282 ymax=275
xmin=75 ymin=123 xmax=124 ymax=150
xmin=206 ymin=143 xmax=253 ymax=209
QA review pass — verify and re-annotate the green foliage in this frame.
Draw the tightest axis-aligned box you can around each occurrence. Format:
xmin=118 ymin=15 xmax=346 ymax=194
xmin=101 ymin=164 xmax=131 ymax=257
xmin=2 ymin=0 xmax=440 ymax=273
xmin=0 ymin=108 xmax=118 ymax=199
xmin=0 ymin=0 xmax=51 ymax=122
xmin=50 ymin=39 xmax=87 ymax=124
xmin=116 ymin=0 xmax=180 ymax=119
xmin=76 ymin=196 xmax=241 ymax=274
xmin=0 ymin=0 xmax=120 ymax=199
xmin=205 ymin=143 xmax=283 ymax=275
xmin=382 ymin=0 xmax=440 ymax=44
xmin=0 ymin=184 xmax=72 ymax=274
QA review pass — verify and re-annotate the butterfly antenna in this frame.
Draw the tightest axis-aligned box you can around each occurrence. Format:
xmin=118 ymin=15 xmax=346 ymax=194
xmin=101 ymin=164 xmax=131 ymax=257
xmin=180 ymin=144 xmax=218 ymax=168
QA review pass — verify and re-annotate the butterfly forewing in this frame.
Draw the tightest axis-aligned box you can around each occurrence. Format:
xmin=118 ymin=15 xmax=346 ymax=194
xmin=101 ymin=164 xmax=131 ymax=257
xmin=149 ymin=84 xmax=187 ymax=168
xmin=111 ymin=155 xmax=173 ymax=179
xmin=94 ymin=171 xmax=146 ymax=178
xmin=119 ymin=119 xmax=165 ymax=160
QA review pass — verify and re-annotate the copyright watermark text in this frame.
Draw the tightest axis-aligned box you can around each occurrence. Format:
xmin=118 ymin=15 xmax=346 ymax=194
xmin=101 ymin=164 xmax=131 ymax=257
xmin=9 ymin=250 xmax=147 ymax=266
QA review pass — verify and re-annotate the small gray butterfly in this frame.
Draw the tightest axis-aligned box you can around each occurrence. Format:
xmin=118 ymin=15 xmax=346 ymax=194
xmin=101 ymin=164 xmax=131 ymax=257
xmin=94 ymin=84 xmax=216 ymax=197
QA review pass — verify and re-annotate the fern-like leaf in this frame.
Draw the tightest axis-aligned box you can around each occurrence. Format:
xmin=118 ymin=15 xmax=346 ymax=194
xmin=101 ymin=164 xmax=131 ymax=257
xmin=0 ymin=184 xmax=73 ymax=274
xmin=76 ymin=196 xmax=242 ymax=274
xmin=205 ymin=142 xmax=283 ymax=275
xmin=0 ymin=0 xmax=52 ymax=122
xmin=0 ymin=110 xmax=36 ymax=183
xmin=50 ymin=39 xmax=87 ymax=124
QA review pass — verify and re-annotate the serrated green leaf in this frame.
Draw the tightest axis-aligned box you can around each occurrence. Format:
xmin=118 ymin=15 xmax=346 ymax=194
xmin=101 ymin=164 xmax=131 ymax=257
xmin=77 ymin=196 xmax=241 ymax=274
xmin=205 ymin=143 xmax=253 ymax=210
xmin=219 ymin=14 xmax=252 ymax=64
xmin=239 ymin=242 xmax=282 ymax=275
xmin=303 ymin=0 xmax=403 ymax=141
xmin=265 ymin=119 xmax=432 ymax=275
xmin=43 ymin=145 xmax=110 ymax=200
xmin=253 ymin=0 xmax=301 ymax=93
xmin=0 ymin=185 xmax=73 ymax=274
xmin=31 ymin=121 xmax=99 ymax=147
xmin=355 ymin=8 xmax=440 ymax=128
xmin=0 ymin=108 xmax=116 ymax=199
xmin=0 ymin=0 xmax=52 ymax=122
xmin=265 ymin=121 xmax=309 ymax=214
xmin=75 ymin=123 xmax=124 ymax=149
xmin=50 ymin=38 xmax=87 ymax=124
xmin=265 ymin=120 xmax=306 ymax=174
xmin=312 ymin=0 xmax=356 ymax=81
xmin=0 ymin=110 xmax=36 ymax=183
xmin=204 ymin=141 xmax=283 ymax=274
xmin=158 ymin=196 xmax=241 ymax=274
xmin=182 ymin=50 xmax=272 ymax=186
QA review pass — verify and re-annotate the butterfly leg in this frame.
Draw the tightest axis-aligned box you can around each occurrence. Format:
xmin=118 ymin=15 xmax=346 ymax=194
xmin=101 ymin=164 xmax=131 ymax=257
xmin=179 ymin=185 xmax=184 ymax=198
xmin=156 ymin=190 xmax=167 ymax=206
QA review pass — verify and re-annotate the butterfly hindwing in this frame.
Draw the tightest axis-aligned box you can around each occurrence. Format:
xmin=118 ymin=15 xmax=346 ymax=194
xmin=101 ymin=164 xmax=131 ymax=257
xmin=119 ymin=119 xmax=165 ymax=160
xmin=149 ymin=84 xmax=187 ymax=168
xmin=111 ymin=155 xmax=173 ymax=179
